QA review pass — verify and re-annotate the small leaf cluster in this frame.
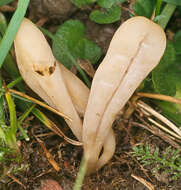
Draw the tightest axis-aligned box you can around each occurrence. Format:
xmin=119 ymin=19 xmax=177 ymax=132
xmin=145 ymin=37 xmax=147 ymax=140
xmin=132 ymin=144 xmax=181 ymax=180
xmin=71 ymin=0 xmax=126 ymax=24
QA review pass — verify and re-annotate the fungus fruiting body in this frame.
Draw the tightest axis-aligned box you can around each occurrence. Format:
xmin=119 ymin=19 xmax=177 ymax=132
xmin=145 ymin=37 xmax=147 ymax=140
xmin=14 ymin=16 xmax=166 ymax=175
xmin=14 ymin=18 xmax=115 ymax=161
xmin=82 ymin=16 xmax=166 ymax=174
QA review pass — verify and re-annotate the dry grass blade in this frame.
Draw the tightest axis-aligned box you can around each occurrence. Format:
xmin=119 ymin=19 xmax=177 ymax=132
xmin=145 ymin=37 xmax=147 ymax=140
xmin=137 ymin=92 xmax=181 ymax=105
xmin=137 ymin=100 xmax=181 ymax=137
xmin=36 ymin=137 xmax=60 ymax=172
xmin=7 ymin=173 xmax=26 ymax=189
xmin=148 ymin=118 xmax=181 ymax=139
xmin=136 ymin=104 xmax=181 ymax=139
xmin=77 ymin=59 xmax=95 ymax=78
xmin=133 ymin=114 xmax=181 ymax=150
xmin=131 ymin=174 xmax=155 ymax=190
xmin=46 ymin=118 xmax=82 ymax=146
xmin=8 ymin=88 xmax=72 ymax=121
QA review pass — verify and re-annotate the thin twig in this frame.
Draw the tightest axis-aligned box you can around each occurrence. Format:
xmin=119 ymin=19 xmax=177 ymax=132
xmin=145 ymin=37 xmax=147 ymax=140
xmin=137 ymin=101 xmax=181 ymax=137
xmin=148 ymin=118 xmax=181 ymax=139
xmin=7 ymin=173 xmax=26 ymax=189
xmin=120 ymin=5 xmax=135 ymax=16
xmin=133 ymin=113 xmax=181 ymax=150
xmin=36 ymin=137 xmax=60 ymax=172
xmin=137 ymin=92 xmax=181 ymax=106
xmin=131 ymin=174 xmax=155 ymax=190
xmin=8 ymin=88 xmax=72 ymax=121
xmin=0 ymin=5 xmax=15 ymax=12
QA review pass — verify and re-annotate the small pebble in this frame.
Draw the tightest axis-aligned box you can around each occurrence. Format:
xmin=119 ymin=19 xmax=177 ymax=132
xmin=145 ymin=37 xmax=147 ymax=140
xmin=39 ymin=179 xmax=62 ymax=190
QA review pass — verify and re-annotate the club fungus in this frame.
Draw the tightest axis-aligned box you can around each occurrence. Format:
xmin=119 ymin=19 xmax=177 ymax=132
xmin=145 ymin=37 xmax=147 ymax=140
xmin=14 ymin=18 xmax=84 ymax=140
xmin=82 ymin=16 xmax=166 ymax=174
xmin=14 ymin=18 xmax=116 ymax=160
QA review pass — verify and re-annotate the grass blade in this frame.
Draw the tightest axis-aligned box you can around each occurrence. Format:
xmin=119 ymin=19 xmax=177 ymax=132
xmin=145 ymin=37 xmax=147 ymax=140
xmin=7 ymin=76 xmax=22 ymax=89
xmin=5 ymin=89 xmax=17 ymax=134
xmin=18 ymin=104 xmax=35 ymax=125
xmin=0 ymin=0 xmax=29 ymax=67
xmin=156 ymin=3 xmax=176 ymax=29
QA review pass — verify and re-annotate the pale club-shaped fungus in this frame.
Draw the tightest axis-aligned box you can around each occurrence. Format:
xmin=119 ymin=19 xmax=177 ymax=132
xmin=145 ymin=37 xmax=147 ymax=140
xmin=82 ymin=16 xmax=166 ymax=174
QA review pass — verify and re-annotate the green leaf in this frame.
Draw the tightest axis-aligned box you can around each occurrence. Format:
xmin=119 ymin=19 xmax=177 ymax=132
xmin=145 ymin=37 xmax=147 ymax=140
xmin=53 ymin=20 xmax=84 ymax=69
xmin=97 ymin=0 xmax=126 ymax=8
xmin=152 ymin=53 xmax=181 ymax=126
xmin=73 ymin=38 xmax=101 ymax=64
xmin=52 ymin=19 xmax=101 ymax=69
xmin=133 ymin=0 xmax=156 ymax=18
xmin=0 ymin=0 xmax=14 ymax=6
xmin=152 ymin=41 xmax=177 ymax=96
xmin=162 ymin=0 xmax=181 ymax=5
xmin=173 ymin=30 xmax=181 ymax=55
xmin=89 ymin=5 xmax=121 ymax=24
xmin=155 ymin=3 xmax=176 ymax=29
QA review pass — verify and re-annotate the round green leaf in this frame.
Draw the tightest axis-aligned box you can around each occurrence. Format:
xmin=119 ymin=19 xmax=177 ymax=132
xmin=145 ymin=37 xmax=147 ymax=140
xmin=152 ymin=41 xmax=177 ymax=96
xmin=53 ymin=20 xmax=85 ymax=68
xmin=89 ymin=5 xmax=121 ymax=24
xmin=73 ymin=38 xmax=102 ymax=64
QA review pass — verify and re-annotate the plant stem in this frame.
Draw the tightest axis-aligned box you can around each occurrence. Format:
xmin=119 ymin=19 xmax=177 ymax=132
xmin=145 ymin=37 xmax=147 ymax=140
xmin=73 ymin=157 xmax=87 ymax=190
xmin=69 ymin=54 xmax=91 ymax=88
xmin=157 ymin=3 xmax=176 ymax=29
xmin=40 ymin=27 xmax=54 ymax=40
xmin=17 ymin=104 xmax=35 ymax=141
